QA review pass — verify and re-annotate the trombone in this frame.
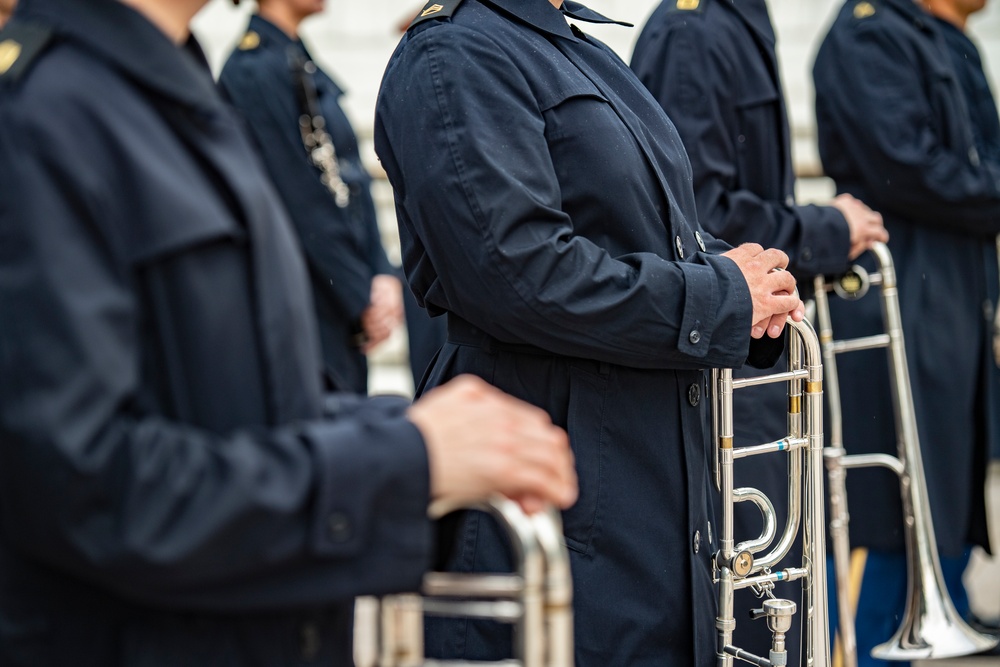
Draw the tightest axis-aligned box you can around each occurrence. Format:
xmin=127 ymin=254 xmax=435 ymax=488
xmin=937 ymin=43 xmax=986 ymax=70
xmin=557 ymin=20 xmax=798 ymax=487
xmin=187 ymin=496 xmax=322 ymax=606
xmin=354 ymin=496 xmax=573 ymax=667
xmin=813 ymin=241 xmax=998 ymax=665
xmin=712 ymin=317 xmax=830 ymax=667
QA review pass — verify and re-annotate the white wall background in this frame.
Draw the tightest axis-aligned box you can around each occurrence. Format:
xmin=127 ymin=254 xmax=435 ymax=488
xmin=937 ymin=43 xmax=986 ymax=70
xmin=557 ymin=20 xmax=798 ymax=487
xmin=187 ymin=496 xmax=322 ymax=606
xmin=192 ymin=0 xmax=1000 ymax=177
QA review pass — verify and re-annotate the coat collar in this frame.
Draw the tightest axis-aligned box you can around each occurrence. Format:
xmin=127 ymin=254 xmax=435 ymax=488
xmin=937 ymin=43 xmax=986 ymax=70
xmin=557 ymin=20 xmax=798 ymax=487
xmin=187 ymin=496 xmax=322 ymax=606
xmin=15 ymin=0 xmax=220 ymax=111
xmin=724 ymin=0 xmax=776 ymax=45
xmin=248 ymin=14 xmax=302 ymax=52
xmin=481 ymin=0 xmax=630 ymax=41
xmin=881 ymin=0 xmax=936 ymax=31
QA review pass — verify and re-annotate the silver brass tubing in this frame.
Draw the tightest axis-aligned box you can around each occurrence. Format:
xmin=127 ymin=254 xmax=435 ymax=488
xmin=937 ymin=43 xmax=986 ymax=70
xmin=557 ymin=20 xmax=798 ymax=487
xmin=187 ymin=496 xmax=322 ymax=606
xmin=837 ymin=453 xmax=905 ymax=476
xmin=718 ymin=568 xmax=737 ymax=667
xmin=813 ymin=276 xmax=859 ymax=667
xmin=815 ymin=242 xmax=998 ymax=665
xmin=732 ymin=437 xmax=808 ymax=459
xmin=868 ymin=243 xmax=999 ymax=660
xmin=531 ymin=507 xmax=574 ymax=667
xmin=733 ymin=488 xmax=778 ymax=555
xmin=422 ymin=573 xmax=525 ymax=598
xmin=732 ymin=369 xmax=809 ymax=389
xmin=358 ymin=496 xmax=574 ymax=667
xmin=826 ymin=334 xmax=890 ymax=355
xmin=713 ymin=318 xmax=830 ymax=667
xmin=714 ymin=368 xmax=723 ymax=493
xmin=420 ymin=599 xmax=524 ymax=622
xmin=724 ymin=644 xmax=774 ymax=667
xmin=733 ymin=567 xmax=809 ymax=591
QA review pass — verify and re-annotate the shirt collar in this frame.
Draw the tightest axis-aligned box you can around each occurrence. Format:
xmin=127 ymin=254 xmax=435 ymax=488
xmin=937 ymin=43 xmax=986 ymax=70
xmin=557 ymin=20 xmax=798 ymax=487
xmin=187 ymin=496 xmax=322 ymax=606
xmin=482 ymin=0 xmax=630 ymax=41
xmin=16 ymin=0 xmax=220 ymax=112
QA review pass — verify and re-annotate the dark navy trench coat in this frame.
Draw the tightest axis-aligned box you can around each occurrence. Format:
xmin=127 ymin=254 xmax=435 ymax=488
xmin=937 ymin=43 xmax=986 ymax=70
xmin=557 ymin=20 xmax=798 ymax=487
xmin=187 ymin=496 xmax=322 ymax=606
xmin=0 ymin=0 xmax=432 ymax=664
xmin=219 ymin=15 xmax=395 ymax=393
xmin=813 ymin=0 xmax=1000 ymax=556
xmin=375 ymin=1 xmax=782 ymax=665
xmin=631 ymin=0 xmax=853 ymax=657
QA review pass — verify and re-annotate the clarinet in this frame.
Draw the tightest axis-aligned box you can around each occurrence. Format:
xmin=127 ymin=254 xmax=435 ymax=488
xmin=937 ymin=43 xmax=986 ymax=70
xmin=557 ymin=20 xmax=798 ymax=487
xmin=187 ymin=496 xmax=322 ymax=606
xmin=289 ymin=49 xmax=351 ymax=209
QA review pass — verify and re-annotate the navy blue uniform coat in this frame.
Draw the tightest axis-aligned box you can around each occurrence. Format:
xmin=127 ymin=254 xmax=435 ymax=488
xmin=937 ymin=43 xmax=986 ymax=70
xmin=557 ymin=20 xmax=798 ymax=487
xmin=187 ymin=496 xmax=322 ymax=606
xmin=813 ymin=0 xmax=1000 ymax=556
xmin=0 ymin=0 xmax=433 ymax=664
xmin=631 ymin=0 xmax=853 ymax=657
xmin=219 ymin=15 xmax=395 ymax=393
xmin=375 ymin=1 xmax=782 ymax=665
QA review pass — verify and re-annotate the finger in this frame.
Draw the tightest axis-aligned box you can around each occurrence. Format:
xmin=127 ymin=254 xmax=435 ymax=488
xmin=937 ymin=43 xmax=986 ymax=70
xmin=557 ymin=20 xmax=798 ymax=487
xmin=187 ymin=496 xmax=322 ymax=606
xmin=759 ymin=247 xmax=790 ymax=271
xmin=790 ymin=300 xmax=806 ymax=322
xmin=767 ymin=269 xmax=797 ymax=295
xmin=769 ymin=292 xmax=802 ymax=315
xmin=508 ymin=466 xmax=576 ymax=509
xmin=765 ymin=312 xmax=787 ymax=338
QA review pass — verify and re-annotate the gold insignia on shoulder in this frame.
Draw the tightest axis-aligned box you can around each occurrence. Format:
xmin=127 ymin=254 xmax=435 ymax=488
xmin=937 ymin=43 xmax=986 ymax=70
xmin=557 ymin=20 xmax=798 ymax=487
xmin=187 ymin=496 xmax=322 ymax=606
xmin=0 ymin=40 xmax=22 ymax=76
xmin=421 ymin=3 xmax=444 ymax=16
xmin=238 ymin=31 xmax=261 ymax=51
xmin=853 ymin=2 xmax=875 ymax=19
xmin=677 ymin=0 xmax=700 ymax=9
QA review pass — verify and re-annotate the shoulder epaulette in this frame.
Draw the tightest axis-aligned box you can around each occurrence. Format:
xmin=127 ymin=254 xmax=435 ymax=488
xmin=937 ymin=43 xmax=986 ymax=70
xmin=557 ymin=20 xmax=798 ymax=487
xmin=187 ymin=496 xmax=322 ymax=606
xmin=669 ymin=0 xmax=705 ymax=13
xmin=852 ymin=1 xmax=877 ymax=20
xmin=408 ymin=0 xmax=465 ymax=30
xmin=0 ymin=19 xmax=54 ymax=83
xmin=238 ymin=30 xmax=261 ymax=51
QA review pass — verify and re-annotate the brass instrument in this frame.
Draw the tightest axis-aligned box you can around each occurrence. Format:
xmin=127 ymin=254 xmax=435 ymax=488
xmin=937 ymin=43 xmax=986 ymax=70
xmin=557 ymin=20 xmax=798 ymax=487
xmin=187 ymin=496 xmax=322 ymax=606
xmin=813 ymin=241 xmax=998 ymax=664
xmin=712 ymin=317 xmax=830 ymax=667
xmin=354 ymin=496 xmax=574 ymax=667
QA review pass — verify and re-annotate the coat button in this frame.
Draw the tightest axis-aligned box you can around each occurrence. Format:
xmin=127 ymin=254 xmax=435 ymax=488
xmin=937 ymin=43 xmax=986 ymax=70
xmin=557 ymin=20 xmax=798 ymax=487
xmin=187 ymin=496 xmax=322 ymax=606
xmin=693 ymin=529 xmax=701 ymax=554
xmin=300 ymin=621 xmax=322 ymax=661
xmin=786 ymin=195 xmax=795 ymax=206
xmin=687 ymin=383 xmax=701 ymax=406
xmin=688 ymin=329 xmax=701 ymax=345
xmin=695 ymin=230 xmax=707 ymax=252
xmin=328 ymin=513 xmax=352 ymax=543
xmin=675 ymin=235 xmax=685 ymax=259
xmin=801 ymin=246 xmax=813 ymax=262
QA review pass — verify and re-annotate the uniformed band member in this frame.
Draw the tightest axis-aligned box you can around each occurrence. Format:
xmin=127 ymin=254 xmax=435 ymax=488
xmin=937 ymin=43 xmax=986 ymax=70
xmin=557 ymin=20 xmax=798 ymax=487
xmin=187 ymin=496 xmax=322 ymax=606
xmin=218 ymin=0 xmax=403 ymax=394
xmin=0 ymin=0 xmax=577 ymax=664
xmin=375 ymin=0 xmax=807 ymax=665
xmin=813 ymin=0 xmax=1000 ymax=663
xmin=630 ymin=0 xmax=888 ymax=658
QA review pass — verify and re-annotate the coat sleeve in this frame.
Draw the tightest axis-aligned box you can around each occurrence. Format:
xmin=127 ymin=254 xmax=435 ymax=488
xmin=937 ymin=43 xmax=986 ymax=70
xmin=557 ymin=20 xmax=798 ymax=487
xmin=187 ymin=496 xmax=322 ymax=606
xmin=813 ymin=20 xmax=1000 ymax=236
xmin=0 ymin=113 xmax=432 ymax=612
xmin=375 ymin=26 xmax=756 ymax=371
xmin=218 ymin=61 xmax=375 ymax=323
xmin=631 ymin=17 xmax=852 ymax=279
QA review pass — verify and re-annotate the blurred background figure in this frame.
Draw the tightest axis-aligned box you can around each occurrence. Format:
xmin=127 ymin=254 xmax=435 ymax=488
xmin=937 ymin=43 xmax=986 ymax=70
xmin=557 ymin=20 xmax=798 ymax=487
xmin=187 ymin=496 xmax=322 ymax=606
xmin=0 ymin=0 xmax=14 ymax=27
xmin=630 ymin=0 xmax=888 ymax=659
xmin=218 ymin=0 xmax=403 ymax=394
xmin=813 ymin=0 xmax=1000 ymax=664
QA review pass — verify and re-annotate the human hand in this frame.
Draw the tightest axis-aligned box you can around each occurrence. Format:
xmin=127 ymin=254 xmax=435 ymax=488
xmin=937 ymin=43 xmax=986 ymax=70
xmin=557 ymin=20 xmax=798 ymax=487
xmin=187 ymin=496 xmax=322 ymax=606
xmin=360 ymin=275 xmax=404 ymax=353
xmin=721 ymin=243 xmax=805 ymax=339
xmin=407 ymin=375 xmax=578 ymax=514
xmin=831 ymin=193 xmax=889 ymax=260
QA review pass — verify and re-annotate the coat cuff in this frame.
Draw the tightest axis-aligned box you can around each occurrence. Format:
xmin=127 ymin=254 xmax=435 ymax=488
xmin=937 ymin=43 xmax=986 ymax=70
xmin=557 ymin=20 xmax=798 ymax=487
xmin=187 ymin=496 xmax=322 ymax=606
xmin=792 ymin=204 xmax=852 ymax=278
xmin=306 ymin=401 xmax=432 ymax=569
